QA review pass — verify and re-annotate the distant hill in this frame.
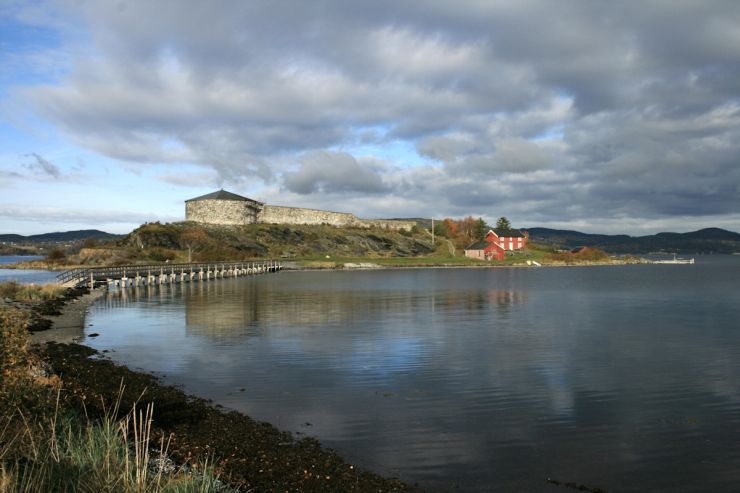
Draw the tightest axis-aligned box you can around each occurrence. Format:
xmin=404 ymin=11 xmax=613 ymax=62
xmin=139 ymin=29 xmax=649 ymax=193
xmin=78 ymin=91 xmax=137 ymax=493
xmin=0 ymin=230 xmax=121 ymax=244
xmin=0 ymin=234 xmax=25 ymax=243
xmin=523 ymin=227 xmax=740 ymax=254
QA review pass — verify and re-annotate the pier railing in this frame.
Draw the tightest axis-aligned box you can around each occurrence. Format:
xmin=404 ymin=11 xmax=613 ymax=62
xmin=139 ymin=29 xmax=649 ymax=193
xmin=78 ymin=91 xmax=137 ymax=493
xmin=56 ymin=260 xmax=281 ymax=288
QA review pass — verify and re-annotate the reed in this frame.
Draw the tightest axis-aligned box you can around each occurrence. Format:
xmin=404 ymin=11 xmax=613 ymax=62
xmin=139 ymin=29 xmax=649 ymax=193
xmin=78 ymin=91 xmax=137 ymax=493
xmin=0 ymin=400 xmax=232 ymax=492
xmin=1 ymin=306 xmax=233 ymax=493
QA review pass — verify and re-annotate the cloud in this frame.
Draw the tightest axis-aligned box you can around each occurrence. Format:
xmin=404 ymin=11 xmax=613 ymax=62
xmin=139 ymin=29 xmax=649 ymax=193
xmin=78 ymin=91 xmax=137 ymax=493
xmin=283 ymin=151 xmax=389 ymax=194
xmin=157 ymin=170 xmax=221 ymax=188
xmin=0 ymin=204 xmax=177 ymax=225
xmin=25 ymin=152 xmax=61 ymax=178
xmin=420 ymin=136 xmax=556 ymax=176
xmin=10 ymin=0 xmax=740 ymax=232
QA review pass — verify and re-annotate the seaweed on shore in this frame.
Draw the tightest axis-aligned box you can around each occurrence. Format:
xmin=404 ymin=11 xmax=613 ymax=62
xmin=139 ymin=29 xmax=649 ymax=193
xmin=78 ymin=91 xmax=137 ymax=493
xmin=25 ymin=286 xmax=90 ymax=331
xmin=42 ymin=342 xmax=422 ymax=493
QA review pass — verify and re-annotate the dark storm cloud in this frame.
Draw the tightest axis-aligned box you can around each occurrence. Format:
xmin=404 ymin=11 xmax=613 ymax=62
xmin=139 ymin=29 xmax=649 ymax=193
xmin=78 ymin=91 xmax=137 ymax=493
xmin=25 ymin=0 xmax=740 ymax=231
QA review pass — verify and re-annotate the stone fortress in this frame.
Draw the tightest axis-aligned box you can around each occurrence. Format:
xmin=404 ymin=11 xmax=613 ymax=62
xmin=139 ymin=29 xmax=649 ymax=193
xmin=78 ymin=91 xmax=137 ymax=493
xmin=185 ymin=190 xmax=416 ymax=231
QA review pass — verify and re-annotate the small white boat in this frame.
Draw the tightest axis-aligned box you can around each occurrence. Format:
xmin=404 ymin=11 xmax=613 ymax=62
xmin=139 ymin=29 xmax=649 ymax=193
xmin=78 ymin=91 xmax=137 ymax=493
xmin=654 ymin=254 xmax=695 ymax=265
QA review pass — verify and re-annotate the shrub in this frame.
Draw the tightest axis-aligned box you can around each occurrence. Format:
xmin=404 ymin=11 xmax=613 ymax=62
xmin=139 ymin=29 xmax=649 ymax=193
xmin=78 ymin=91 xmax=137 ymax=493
xmin=45 ymin=248 xmax=67 ymax=266
xmin=148 ymin=250 xmax=167 ymax=262
xmin=546 ymin=247 xmax=609 ymax=263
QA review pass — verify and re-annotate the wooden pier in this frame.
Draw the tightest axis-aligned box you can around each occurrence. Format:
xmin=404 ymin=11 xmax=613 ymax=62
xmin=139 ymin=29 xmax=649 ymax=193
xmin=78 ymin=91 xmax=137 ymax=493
xmin=56 ymin=260 xmax=282 ymax=288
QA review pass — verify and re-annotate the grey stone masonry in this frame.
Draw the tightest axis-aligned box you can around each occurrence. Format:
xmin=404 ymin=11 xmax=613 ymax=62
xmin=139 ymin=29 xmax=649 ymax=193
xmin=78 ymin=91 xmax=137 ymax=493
xmin=186 ymin=199 xmax=260 ymax=225
xmin=185 ymin=190 xmax=416 ymax=230
xmin=259 ymin=205 xmax=362 ymax=227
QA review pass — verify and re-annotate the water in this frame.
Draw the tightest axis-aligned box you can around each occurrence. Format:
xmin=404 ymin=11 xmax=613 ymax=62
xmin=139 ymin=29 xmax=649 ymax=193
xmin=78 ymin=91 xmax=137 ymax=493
xmin=0 ymin=255 xmax=56 ymax=284
xmin=86 ymin=257 xmax=740 ymax=492
xmin=0 ymin=255 xmax=44 ymax=265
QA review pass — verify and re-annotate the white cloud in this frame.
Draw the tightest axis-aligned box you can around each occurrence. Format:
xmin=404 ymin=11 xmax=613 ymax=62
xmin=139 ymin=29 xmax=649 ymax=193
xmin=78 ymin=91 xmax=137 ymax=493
xmin=0 ymin=204 xmax=176 ymax=225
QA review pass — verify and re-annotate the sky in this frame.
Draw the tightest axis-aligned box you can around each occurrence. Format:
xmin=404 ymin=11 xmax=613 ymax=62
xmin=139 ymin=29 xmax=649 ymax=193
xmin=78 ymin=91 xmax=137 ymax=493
xmin=1 ymin=0 xmax=739 ymax=236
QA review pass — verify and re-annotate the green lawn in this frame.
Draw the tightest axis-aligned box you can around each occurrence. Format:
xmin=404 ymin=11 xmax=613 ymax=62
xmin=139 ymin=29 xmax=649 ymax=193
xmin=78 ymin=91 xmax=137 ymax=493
xmin=290 ymin=246 xmax=550 ymax=268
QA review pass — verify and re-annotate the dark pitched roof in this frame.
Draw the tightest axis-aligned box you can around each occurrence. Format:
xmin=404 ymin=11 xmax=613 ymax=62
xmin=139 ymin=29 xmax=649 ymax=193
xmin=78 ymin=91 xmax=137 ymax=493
xmin=465 ymin=241 xmax=490 ymax=250
xmin=185 ymin=189 xmax=259 ymax=203
xmin=491 ymin=228 xmax=525 ymax=238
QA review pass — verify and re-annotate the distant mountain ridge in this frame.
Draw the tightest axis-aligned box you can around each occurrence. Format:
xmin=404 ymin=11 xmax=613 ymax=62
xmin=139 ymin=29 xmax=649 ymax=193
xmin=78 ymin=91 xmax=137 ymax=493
xmin=523 ymin=227 xmax=740 ymax=253
xmin=2 ymin=226 xmax=739 ymax=254
xmin=0 ymin=230 xmax=121 ymax=244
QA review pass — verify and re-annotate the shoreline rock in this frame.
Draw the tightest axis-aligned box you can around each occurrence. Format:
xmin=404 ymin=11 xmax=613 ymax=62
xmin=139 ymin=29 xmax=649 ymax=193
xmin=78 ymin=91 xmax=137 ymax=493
xmin=31 ymin=287 xmax=106 ymax=344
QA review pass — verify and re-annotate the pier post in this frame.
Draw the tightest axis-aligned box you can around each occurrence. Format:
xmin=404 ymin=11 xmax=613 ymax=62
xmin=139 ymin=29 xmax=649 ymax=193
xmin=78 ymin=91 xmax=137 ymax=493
xmin=60 ymin=260 xmax=279 ymax=290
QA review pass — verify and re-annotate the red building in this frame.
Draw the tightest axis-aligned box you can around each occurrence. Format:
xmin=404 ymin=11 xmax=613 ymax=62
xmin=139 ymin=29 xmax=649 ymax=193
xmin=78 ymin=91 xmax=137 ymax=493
xmin=464 ymin=228 xmax=528 ymax=261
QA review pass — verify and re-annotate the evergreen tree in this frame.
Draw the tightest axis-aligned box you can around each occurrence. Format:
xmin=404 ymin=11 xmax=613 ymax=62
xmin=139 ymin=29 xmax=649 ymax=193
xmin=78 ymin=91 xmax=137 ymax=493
xmin=473 ymin=218 xmax=488 ymax=241
xmin=495 ymin=217 xmax=512 ymax=230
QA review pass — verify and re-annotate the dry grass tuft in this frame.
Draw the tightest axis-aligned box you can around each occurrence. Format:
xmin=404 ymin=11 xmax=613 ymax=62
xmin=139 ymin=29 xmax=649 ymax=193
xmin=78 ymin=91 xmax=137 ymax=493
xmin=0 ymin=282 xmax=66 ymax=302
xmin=1 ymin=306 xmax=232 ymax=493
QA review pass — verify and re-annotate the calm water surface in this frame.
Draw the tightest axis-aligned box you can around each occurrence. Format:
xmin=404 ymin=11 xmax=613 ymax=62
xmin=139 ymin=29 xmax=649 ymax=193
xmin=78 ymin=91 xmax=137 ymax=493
xmin=86 ymin=257 xmax=740 ymax=492
xmin=0 ymin=255 xmax=54 ymax=283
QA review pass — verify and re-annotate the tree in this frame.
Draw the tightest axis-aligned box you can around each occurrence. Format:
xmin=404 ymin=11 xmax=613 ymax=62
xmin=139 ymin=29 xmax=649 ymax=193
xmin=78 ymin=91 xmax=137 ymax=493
xmin=457 ymin=216 xmax=477 ymax=246
xmin=473 ymin=218 xmax=488 ymax=241
xmin=495 ymin=217 xmax=512 ymax=231
xmin=441 ymin=218 xmax=458 ymax=238
xmin=434 ymin=218 xmax=456 ymax=239
xmin=180 ymin=227 xmax=209 ymax=262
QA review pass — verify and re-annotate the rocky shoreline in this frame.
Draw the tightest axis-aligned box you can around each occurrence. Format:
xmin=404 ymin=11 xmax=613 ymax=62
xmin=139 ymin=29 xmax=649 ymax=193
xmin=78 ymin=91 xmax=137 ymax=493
xmin=30 ymin=287 xmax=106 ymax=344
xmin=24 ymin=286 xmax=422 ymax=492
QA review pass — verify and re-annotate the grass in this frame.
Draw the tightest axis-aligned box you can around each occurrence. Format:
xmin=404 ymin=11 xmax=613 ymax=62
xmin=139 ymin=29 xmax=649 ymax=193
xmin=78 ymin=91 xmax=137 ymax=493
xmin=0 ymin=281 xmax=67 ymax=302
xmin=293 ymin=246 xmax=549 ymax=268
xmin=301 ymin=255 xmax=484 ymax=267
xmin=1 ymin=401 xmax=232 ymax=493
xmin=0 ymin=306 xmax=234 ymax=493
xmin=289 ymin=241 xmax=637 ymax=269
xmin=0 ymin=402 xmax=231 ymax=493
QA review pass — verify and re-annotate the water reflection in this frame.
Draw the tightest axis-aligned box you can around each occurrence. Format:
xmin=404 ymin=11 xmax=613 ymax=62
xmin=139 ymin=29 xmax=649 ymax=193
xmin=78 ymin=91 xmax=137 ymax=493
xmin=490 ymin=289 xmax=527 ymax=306
xmin=88 ymin=261 xmax=740 ymax=492
xmin=103 ymin=278 xmax=529 ymax=340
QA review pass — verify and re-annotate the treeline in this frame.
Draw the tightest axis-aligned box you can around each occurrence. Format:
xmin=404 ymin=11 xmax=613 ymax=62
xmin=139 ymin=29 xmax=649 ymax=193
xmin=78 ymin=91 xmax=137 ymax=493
xmin=433 ymin=216 xmax=515 ymax=249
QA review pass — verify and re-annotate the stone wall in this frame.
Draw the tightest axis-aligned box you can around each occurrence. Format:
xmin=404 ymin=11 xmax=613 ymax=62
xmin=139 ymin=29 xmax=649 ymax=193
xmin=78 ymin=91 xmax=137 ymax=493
xmin=361 ymin=219 xmax=417 ymax=231
xmin=258 ymin=205 xmax=416 ymax=231
xmin=186 ymin=199 xmax=416 ymax=230
xmin=186 ymin=199 xmax=259 ymax=225
xmin=258 ymin=205 xmax=362 ymax=227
